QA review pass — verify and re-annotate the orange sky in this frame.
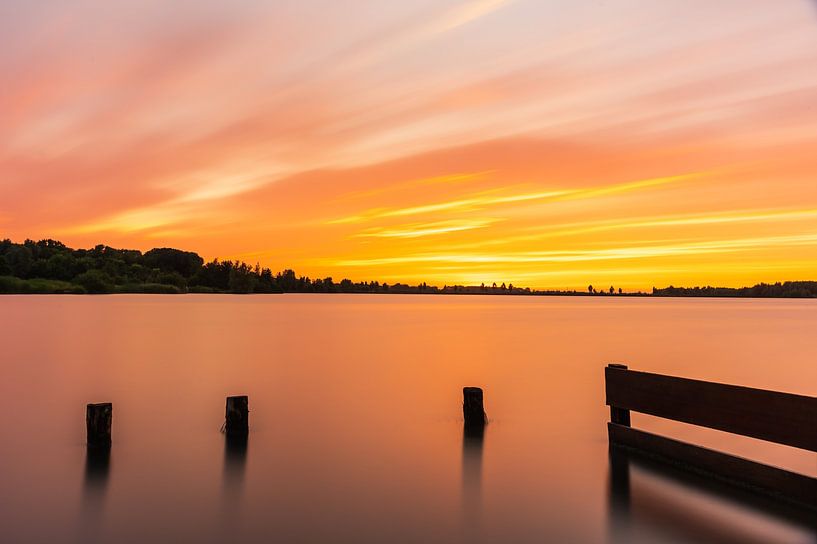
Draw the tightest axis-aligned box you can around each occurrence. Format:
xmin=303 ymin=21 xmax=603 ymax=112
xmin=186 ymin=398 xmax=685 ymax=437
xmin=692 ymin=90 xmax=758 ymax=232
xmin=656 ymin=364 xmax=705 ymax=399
xmin=2 ymin=0 xmax=817 ymax=289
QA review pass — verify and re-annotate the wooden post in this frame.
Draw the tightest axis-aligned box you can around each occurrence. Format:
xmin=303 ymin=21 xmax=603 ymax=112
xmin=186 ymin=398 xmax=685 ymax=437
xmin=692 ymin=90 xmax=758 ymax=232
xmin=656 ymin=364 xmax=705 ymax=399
xmin=86 ymin=403 xmax=112 ymax=447
xmin=607 ymin=364 xmax=631 ymax=426
xmin=463 ymin=387 xmax=486 ymax=428
xmin=225 ymin=395 xmax=249 ymax=436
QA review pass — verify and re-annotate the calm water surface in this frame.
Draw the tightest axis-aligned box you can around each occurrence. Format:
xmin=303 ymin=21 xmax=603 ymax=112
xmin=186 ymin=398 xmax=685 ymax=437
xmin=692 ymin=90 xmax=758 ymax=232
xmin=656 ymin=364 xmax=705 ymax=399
xmin=0 ymin=295 xmax=815 ymax=543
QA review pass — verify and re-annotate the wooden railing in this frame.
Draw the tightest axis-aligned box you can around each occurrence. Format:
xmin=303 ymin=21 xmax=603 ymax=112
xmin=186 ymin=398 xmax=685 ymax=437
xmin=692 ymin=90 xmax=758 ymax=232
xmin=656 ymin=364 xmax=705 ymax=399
xmin=605 ymin=364 xmax=817 ymax=510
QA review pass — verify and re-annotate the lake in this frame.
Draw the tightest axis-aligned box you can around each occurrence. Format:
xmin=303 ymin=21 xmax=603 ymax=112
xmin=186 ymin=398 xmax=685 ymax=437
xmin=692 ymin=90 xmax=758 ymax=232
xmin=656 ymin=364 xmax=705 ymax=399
xmin=0 ymin=294 xmax=815 ymax=543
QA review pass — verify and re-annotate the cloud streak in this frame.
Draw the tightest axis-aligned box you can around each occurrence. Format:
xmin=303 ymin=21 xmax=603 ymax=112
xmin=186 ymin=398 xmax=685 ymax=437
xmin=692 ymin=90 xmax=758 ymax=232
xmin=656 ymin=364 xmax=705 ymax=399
xmin=328 ymin=172 xmax=698 ymax=225
xmin=354 ymin=218 xmax=500 ymax=238
xmin=333 ymin=233 xmax=817 ymax=266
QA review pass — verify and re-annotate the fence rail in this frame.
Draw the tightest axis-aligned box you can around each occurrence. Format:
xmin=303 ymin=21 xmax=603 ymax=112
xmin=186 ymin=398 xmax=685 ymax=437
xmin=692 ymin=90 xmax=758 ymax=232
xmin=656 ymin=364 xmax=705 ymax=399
xmin=605 ymin=364 xmax=817 ymax=510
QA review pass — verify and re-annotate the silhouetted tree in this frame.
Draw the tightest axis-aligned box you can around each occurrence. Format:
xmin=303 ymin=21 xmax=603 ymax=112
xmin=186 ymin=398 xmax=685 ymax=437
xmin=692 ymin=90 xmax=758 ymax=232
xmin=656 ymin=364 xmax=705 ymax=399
xmin=276 ymin=269 xmax=298 ymax=291
xmin=143 ymin=248 xmax=203 ymax=277
xmin=228 ymin=263 xmax=256 ymax=293
xmin=192 ymin=259 xmax=231 ymax=290
xmin=4 ymin=246 xmax=33 ymax=277
xmin=45 ymin=253 xmax=79 ymax=281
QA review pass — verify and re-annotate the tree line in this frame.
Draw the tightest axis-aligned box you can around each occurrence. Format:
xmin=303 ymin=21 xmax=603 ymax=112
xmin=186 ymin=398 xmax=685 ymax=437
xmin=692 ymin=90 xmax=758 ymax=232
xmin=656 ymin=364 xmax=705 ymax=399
xmin=0 ymin=238 xmax=635 ymax=295
xmin=2 ymin=238 xmax=814 ymax=297
xmin=652 ymin=282 xmax=817 ymax=298
xmin=0 ymin=238 xmax=626 ymax=295
xmin=0 ymin=238 xmax=541 ymax=295
xmin=0 ymin=238 xmax=396 ymax=294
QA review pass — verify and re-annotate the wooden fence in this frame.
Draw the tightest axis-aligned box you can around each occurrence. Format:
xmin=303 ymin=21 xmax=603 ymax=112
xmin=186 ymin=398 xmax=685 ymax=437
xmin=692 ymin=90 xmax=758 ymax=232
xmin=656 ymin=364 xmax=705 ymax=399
xmin=605 ymin=363 xmax=817 ymax=510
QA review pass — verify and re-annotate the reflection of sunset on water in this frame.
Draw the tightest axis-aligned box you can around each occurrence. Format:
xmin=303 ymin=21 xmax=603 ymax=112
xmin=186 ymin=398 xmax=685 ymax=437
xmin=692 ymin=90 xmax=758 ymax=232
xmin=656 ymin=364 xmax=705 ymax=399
xmin=0 ymin=295 xmax=814 ymax=542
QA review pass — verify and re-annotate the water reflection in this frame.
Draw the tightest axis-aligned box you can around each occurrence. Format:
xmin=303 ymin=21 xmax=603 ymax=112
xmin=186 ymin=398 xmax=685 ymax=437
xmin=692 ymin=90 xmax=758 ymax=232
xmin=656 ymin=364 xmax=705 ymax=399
xmin=84 ymin=445 xmax=111 ymax=498
xmin=223 ymin=433 xmax=248 ymax=497
xmin=80 ymin=445 xmax=111 ymax=538
xmin=607 ymin=446 xmax=631 ymax=543
xmin=3 ymin=296 xmax=816 ymax=542
xmin=462 ymin=422 xmax=485 ymax=530
xmin=607 ymin=445 xmax=817 ymax=543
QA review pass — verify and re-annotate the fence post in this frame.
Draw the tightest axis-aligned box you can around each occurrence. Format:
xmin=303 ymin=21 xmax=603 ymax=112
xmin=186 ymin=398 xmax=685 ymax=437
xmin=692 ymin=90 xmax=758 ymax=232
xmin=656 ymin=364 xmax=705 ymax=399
xmin=86 ymin=403 xmax=112 ymax=447
xmin=463 ymin=387 xmax=486 ymax=428
xmin=225 ymin=396 xmax=249 ymax=436
xmin=607 ymin=364 xmax=631 ymax=426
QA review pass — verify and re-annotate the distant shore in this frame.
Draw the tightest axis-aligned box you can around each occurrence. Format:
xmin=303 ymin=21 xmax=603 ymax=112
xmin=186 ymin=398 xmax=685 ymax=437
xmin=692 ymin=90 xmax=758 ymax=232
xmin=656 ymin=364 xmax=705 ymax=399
xmin=4 ymin=275 xmax=817 ymax=299
xmin=2 ymin=238 xmax=816 ymax=298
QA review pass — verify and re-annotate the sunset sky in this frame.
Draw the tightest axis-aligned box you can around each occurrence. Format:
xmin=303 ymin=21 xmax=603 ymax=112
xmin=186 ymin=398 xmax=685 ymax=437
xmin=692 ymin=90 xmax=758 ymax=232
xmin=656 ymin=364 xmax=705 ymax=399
xmin=2 ymin=0 xmax=817 ymax=289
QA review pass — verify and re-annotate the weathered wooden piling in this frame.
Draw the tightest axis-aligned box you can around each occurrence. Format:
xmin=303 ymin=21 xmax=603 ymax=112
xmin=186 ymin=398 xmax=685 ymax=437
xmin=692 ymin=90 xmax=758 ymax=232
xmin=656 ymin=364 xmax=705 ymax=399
xmin=607 ymin=364 xmax=631 ymax=426
xmin=86 ymin=402 xmax=112 ymax=447
xmin=463 ymin=387 xmax=486 ymax=428
xmin=225 ymin=395 xmax=249 ymax=436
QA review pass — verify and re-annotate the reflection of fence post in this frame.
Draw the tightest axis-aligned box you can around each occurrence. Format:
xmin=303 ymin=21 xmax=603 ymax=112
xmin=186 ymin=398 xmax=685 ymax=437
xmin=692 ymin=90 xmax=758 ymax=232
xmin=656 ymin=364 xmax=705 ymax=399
xmin=226 ymin=396 xmax=249 ymax=436
xmin=463 ymin=387 xmax=486 ymax=428
xmin=86 ymin=403 xmax=112 ymax=447
xmin=607 ymin=364 xmax=631 ymax=426
xmin=608 ymin=445 xmax=631 ymax=542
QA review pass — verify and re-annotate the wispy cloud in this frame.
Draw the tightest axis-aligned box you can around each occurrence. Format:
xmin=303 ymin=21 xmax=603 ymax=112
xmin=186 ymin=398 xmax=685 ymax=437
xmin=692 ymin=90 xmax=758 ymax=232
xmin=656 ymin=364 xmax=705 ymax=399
xmin=328 ymin=172 xmax=699 ymax=224
xmin=354 ymin=218 xmax=499 ymax=238
xmin=339 ymin=171 xmax=490 ymax=201
xmin=429 ymin=0 xmax=513 ymax=34
xmin=333 ymin=233 xmax=817 ymax=267
xmin=445 ymin=206 xmax=817 ymax=249
xmin=335 ymin=0 xmax=515 ymax=71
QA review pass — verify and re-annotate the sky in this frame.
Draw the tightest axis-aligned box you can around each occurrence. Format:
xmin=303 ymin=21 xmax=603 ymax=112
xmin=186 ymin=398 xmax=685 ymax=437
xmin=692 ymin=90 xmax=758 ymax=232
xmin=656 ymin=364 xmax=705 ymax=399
xmin=2 ymin=0 xmax=817 ymax=289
